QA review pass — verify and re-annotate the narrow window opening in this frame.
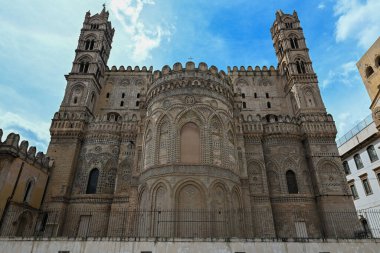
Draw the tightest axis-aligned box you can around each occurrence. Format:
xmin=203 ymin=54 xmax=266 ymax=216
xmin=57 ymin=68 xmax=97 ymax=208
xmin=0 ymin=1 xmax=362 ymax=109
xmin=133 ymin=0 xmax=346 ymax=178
xmin=89 ymin=40 xmax=95 ymax=50
xmin=242 ymin=102 xmax=246 ymax=109
xmin=137 ymin=93 xmax=140 ymax=98
xmin=136 ymin=101 xmax=140 ymax=107
xmin=362 ymin=179 xmax=373 ymax=195
xmin=106 ymin=93 xmax=110 ymax=98
xmin=85 ymin=40 xmax=90 ymax=50
xmin=366 ymin=66 xmax=374 ymax=78
xmin=254 ymin=93 xmax=257 ymax=98
xmin=350 ymin=184 xmax=359 ymax=199
xmin=23 ymin=180 xmax=33 ymax=203
xmin=84 ymin=62 xmax=89 ymax=73
xmin=120 ymin=101 xmax=124 ymax=107
xmin=91 ymin=93 xmax=95 ymax=103
xmin=266 ymin=93 xmax=269 ymax=98
xmin=286 ymin=170 xmax=298 ymax=194
xmin=343 ymin=161 xmax=351 ymax=175
xmin=73 ymin=97 xmax=78 ymax=104
xmin=242 ymin=93 xmax=245 ymax=99
xmin=86 ymin=168 xmax=99 ymax=194
xmin=367 ymin=145 xmax=378 ymax=162
xmin=122 ymin=93 xmax=125 ymax=98
xmin=267 ymin=102 xmax=271 ymax=108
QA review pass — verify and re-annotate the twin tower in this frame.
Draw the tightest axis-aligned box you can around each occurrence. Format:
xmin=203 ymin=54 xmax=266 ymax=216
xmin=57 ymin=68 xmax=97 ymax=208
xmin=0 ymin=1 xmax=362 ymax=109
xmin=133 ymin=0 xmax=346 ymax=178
xmin=41 ymin=7 xmax=357 ymax=238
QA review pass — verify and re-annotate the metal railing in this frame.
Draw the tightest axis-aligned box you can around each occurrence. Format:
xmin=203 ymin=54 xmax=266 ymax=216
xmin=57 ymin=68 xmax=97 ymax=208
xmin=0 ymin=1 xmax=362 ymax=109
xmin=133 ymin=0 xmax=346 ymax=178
xmin=336 ymin=114 xmax=373 ymax=147
xmin=0 ymin=208 xmax=379 ymax=240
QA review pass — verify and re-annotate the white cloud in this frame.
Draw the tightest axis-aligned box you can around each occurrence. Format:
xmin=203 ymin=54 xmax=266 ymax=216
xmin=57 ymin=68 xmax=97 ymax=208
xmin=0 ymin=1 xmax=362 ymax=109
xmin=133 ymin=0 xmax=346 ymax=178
xmin=334 ymin=0 xmax=380 ymax=48
xmin=321 ymin=60 xmax=359 ymax=88
xmin=318 ymin=3 xmax=326 ymax=9
xmin=110 ymin=0 xmax=172 ymax=61
xmin=0 ymin=110 xmax=50 ymax=152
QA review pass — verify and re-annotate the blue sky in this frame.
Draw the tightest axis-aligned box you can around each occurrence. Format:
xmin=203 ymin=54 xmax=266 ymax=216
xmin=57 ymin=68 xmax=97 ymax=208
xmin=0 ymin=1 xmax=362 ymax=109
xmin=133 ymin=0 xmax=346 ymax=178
xmin=0 ymin=0 xmax=379 ymax=152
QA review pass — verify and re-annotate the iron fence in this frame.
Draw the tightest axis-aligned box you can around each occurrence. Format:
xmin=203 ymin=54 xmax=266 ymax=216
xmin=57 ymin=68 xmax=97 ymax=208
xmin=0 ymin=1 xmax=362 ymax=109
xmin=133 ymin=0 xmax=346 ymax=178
xmin=1 ymin=208 xmax=379 ymax=240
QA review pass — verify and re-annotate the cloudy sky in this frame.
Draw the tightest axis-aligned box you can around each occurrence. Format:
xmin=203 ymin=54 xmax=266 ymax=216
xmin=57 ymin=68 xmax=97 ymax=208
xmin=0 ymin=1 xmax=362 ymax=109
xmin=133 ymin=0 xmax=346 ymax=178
xmin=0 ymin=0 xmax=379 ymax=152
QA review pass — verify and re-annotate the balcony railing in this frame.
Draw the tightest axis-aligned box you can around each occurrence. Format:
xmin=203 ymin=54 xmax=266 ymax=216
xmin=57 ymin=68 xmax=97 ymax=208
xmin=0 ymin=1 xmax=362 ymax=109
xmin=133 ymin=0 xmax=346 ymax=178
xmin=336 ymin=114 xmax=373 ymax=147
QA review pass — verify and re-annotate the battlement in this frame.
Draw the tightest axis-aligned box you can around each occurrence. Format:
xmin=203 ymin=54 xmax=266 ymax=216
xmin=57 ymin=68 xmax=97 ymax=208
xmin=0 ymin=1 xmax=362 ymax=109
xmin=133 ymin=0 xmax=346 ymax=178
xmin=107 ymin=65 xmax=153 ymax=73
xmin=0 ymin=129 xmax=53 ymax=171
xmin=227 ymin=65 xmax=279 ymax=76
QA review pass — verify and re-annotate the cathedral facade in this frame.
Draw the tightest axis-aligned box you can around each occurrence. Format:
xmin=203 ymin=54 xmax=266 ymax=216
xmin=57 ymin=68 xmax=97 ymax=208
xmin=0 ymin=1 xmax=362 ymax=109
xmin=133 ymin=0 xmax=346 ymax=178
xmin=35 ymin=8 xmax=358 ymax=238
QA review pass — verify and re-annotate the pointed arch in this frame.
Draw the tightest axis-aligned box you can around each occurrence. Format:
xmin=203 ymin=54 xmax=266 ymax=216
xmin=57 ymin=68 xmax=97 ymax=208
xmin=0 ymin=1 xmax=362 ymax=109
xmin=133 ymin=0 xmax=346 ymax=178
xmin=210 ymin=115 xmax=222 ymax=166
xmin=157 ymin=115 xmax=171 ymax=165
xmin=286 ymin=170 xmax=299 ymax=194
xmin=144 ymin=129 xmax=154 ymax=168
xmin=180 ymin=122 xmax=200 ymax=163
xmin=86 ymin=168 xmax=99 ymax=194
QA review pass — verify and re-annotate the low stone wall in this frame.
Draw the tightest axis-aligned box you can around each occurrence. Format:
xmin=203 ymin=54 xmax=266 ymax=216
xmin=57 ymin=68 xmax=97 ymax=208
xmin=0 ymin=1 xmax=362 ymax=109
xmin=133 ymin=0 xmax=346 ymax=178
xmin=0 ymin=238 xmax=379 ymax=253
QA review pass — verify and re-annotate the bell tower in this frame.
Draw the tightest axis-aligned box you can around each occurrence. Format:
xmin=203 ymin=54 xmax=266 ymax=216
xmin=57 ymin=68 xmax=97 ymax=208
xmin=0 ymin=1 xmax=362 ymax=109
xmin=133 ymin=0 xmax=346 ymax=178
xmin=44 ymin=6 xmax=114 ymax=227
xmin=271 ymin=10 xmax=325 ymax=115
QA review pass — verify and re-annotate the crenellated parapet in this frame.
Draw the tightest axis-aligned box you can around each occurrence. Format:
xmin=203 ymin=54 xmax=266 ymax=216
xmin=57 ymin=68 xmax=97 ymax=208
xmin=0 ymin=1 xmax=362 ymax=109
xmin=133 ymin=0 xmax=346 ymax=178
xmin=0 ymin=129 xmax=53 ymax=171
xmin=228 ymin=65 xmax=279 ymax=77
xmin=108 ymin=65 xmax=153 ymax=73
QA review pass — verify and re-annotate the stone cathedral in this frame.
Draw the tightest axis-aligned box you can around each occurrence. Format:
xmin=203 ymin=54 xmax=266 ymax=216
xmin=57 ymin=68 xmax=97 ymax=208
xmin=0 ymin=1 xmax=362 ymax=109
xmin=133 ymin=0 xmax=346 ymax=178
xmin=31 ymin=8 xmax=358 ymax=238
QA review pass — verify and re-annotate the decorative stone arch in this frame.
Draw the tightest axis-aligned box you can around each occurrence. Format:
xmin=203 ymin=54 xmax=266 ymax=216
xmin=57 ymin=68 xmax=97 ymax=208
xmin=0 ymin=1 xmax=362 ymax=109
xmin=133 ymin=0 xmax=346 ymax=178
xmin=101 ymin=158 xmax=118 ymax=194
xmin=316 ymin=158 xmax=347 ymax=195
xmin=224 ymin=123 xmax=237 ymax=170
xmin=230 ymin=185 xmax=243 ymax=210
xmin=23 ymin=177 xmax=36 ymax=203
xmin=266 ymin=160 xmax=282 ymax=195
xmin=174 ymin=179 xmax=207 ymax=210
xmin=155 ymin=114 xmax=173 ymax=165
xmin=209 ymin=114 xmax=224 ymax=166
xmin=68 ymin=83 xmax=86 ymax=105
xmin=301 ymin=86 xmax=318 ymax=108
xmin=176 ymin=109 xmax=205 ymax=164
xmin=76 ymin=54 xmax=93 ymax=63
xmin=247 ymin=159 xmax=267 ymax=194
xmin=138 ymin=184 xmax=149 ymax=210
xmin=151 ymin=180 xmax=171 ymax=210
xmin=15 ymin=211 xmax=33 ymax=237
xmin=209 ymin=181 xmax=229 ymax=210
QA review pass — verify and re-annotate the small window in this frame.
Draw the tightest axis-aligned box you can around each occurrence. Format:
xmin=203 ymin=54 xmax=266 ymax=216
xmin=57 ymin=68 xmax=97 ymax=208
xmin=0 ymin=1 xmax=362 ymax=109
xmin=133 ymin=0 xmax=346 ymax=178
xmin=23 ymin=180 xmax=33 ymax=203
xmin=366 ymin=66 xmax=374 ymax=78
xmin=120 ymin=101 xmax=124 ymax=107
xmin=136 ymin=101 xmax=139 ymax=107
xmin=266 ymin=93 xmax=269 ymax=98
xmin=286 ymin=170 xmax=298 ymax=194
xmin=376 ymin=56 xmax=380 ymax=67
xmin=362 ymin=178 xmax=373 ymax=195
xmin=242 ymin=102 xmax=246 ymax=109
xmin=290 ymin=37 xmax=299 ymax=49
xmin=106 ymin=93 xmax=110 ymax=98
xmin=354 ymin=154 xmax=364 ymax=169
xmin=343 ymin=161 xmax=351 ymax=175
xmin=367 ymin=145 xmax=378 ymax=162
xmin=91 ymin=93 xmax=95 ymax=103
xmin=242 ymin=93 xmax=245 ymax=99
xmin=73 ymin=97 xmax=78 ymax=104
xmin=254 ymin=93 xmax=257 ymax=98
xmin=86 ymin=168 xmax=99 ymax=194
xmin=267 ymin=102 xmax=271 ymax=108
xmin=122 ymin=93 xmax=125 ymax=98
xmin=350 ymin=184 xmax=359 ymax=199
xmin=137 ymin=93 xmax=140 ymax=98
xmin=296 ymin=59 xmax=306 ymax=74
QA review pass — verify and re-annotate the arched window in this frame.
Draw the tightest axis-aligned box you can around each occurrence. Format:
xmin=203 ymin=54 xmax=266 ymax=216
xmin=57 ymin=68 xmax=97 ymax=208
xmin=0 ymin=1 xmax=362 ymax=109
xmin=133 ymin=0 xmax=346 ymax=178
xmin=136 ymin=101 xmax=140 ymax=107
xmin=120 ymin=101 xmax=124 ymax=107
xmin=180 ymin=122 xmax=200 ymax=163
xmin=296 ymin=59 xmax=306 ymax=74
xmin=366 ymin=66 xmax=374 ymax=78
xmin=266 ymin=93 xmax=269 ymax=98
xmin=290 ymin=37 xmax=299 ymax=49
xmin=376 ymin=56 xmax=380 ymax=67
xmin=367 ymin=145 xmax=378 ymax=162
xmin=73 ymin=97 xmax=78 ymax=104
xmin=106 ymin=92 xmax=110 ymax=98
xmin=85 ymin=39 xmax=95 ymax=50
xmin=23 ymin=180 xmax=33 ymax=203
xmin=86 ymin=168 xmax=99 ymax=194
xmin=278 ymin=42 xmax=284 ymax=56
xmin=242 ymin=102 xmax=246 ymax=108
xmin=286 ymin=170 xmax=298 ymax=194
xmin=354 ymin=154 xmax=364 ymax=169
xmin=267 ymin=102 xmax=271 ymax=108
xmin=241 ymin=93 xmax=245 ymax=99
xmin=122 ymin=93 xmax=125 ymax=98
xmin=137 ymin=93 xmax=140 ymax=98
xmin=79 ymin=62 xmax=90 ymax=73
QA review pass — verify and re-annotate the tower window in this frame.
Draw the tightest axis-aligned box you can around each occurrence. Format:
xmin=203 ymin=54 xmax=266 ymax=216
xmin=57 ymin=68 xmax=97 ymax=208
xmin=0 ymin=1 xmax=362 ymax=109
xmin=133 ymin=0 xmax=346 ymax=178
xmin=106 ymin=93 xmax=110 ymax=98
xmin=254 ymin=93 xmax=257 ymax=98
xmin=73 ymin=97 xmax=78 ymax=104
xmin=137 ymin=93 xmax=140 ymax=98
xmin=91 ymin=93 xmax=95 ymax=103
xmin=285 ymin=23 xmax=293 ymax=29
xmin=376 ymin=56 xmax=380 ymax=67
xmin=136 ymin=101 xmax=140 ymax=107
xmin=266 ymin=93 xmax=269 ymax=98
xmin=120 ymin=101 xmax=124 ymax=107
xmin=122 ymin=93 xmax=125 ymax=98
xmin=79 ymin=62 xmax=90 ymax=73
xmin=286 ymin=170 xmax=298 ymax=194
xmin=90 ymin=24 xmax=100 ymax=29
xmin=85 ymin=39 xmax=95 ymax=50
xmin=267 ymin=102 xmax=271 ymax=108
xmin=290 ymin=37 xmax=299 ymax=49
xmin=366 ymin=66 xmax=374 ymax=78
xmin=242 ymin=93 xmax=245 ymax=99
xmin=367 ymin=145 xmax=378 ymax=162
xmin=296 ymin=59 xmax=306 ymax=74
xmin=86 ymin=168 xmax=99 ymax=194
xmin=278 ymin=42 xmax=284 ymax=56
xmin=95 ymin=68 xmax=101 ymax=79
xmin=242 ymin=102 xmax=246 ymax=108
